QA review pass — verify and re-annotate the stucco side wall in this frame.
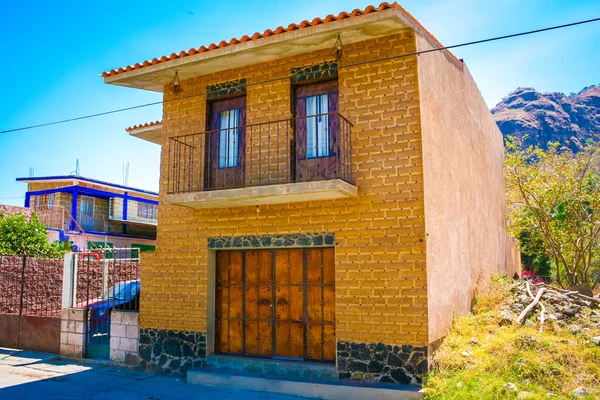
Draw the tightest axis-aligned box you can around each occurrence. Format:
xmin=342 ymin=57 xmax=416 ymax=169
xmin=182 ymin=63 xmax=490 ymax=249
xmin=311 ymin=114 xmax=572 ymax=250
xmin=415 ymin=34 xmax=511 ymax=342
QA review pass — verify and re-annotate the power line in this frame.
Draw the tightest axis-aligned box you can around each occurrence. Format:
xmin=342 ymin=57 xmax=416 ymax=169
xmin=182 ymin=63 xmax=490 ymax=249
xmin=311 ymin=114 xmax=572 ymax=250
xmin=1 ymin=16 xmax=599 ymax=135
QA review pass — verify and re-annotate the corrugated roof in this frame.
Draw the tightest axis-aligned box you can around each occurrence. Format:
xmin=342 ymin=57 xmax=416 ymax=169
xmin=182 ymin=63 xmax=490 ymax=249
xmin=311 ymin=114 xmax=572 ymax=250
xmin=101 ymin=2 xmax=459 ymax=78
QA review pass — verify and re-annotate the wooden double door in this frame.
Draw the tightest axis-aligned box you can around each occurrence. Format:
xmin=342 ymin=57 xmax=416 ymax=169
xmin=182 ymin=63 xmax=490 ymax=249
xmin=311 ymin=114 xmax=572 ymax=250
xmin=215 ymin=248 xmax=335 ymax=362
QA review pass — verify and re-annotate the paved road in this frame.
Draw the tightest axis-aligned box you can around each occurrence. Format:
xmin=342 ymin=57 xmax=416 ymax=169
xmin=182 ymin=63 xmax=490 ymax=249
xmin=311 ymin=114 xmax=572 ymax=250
xmin=0 ymin=348 xmax=309 ymax=400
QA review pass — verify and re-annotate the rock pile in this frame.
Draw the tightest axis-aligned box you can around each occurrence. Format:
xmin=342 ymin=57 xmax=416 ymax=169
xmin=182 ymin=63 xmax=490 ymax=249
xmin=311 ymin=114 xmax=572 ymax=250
xmin=501 ymin=281 xmax=600 ymax=338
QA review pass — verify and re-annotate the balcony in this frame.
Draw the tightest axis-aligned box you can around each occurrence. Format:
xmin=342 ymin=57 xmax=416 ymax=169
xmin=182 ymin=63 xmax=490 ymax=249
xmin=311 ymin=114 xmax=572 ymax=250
xmin=165 ymin=112 xmax=356 ymax=208
xmin=109 ymin=198 xmax=157 ymax=226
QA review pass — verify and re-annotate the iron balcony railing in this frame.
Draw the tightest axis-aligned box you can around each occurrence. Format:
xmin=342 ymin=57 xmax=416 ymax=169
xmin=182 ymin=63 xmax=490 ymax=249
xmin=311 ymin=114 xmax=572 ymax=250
xmin=166 ymin=112 xmax=353 ymax=194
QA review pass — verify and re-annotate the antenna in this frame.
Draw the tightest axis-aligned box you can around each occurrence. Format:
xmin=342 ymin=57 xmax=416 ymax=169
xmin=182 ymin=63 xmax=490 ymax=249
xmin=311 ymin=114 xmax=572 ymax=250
xmin=123 ymin=162 xmax=130 ymax=186
xmin=29 ymin=167 xmax=34 ymax=177
xmin=71 ymin=159 xmax=80 ymax=176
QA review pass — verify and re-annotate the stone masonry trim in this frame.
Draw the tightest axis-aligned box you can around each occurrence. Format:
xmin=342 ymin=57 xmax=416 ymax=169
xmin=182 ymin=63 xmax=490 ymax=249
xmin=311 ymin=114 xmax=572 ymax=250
xmin=207 ymin=78 xmax=247 ymax=100
xmin=291 ymin=61 xmax=338 ymax=84
xmin=208 ymin=232 xmax=335 ymax=249
xmin=139 ymin=328 xmax=206 ymax=376
xmin=337 ymin=341 xmax=428 ymax=385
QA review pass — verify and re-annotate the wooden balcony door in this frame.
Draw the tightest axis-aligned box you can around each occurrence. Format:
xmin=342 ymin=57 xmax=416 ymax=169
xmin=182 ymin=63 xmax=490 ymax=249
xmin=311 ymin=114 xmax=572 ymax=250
xmin=215 ymin=248 xmax=335 ymax=362
xmin=294 ymin=81 xmax=340 ymax=182
xmin=205 ymin=96 xmax=246 ymax=190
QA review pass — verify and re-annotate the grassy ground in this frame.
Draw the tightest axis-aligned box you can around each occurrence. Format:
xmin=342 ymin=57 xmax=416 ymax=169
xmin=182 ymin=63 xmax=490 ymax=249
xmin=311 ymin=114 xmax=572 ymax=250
xmin=423 ymin=279 xmax=600 ymax=399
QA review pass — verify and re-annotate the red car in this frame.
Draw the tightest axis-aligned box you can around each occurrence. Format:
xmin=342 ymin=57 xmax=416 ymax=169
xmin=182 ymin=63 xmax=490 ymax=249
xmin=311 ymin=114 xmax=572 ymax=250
xmin=79 ymin=252 xmax=102 ymax=261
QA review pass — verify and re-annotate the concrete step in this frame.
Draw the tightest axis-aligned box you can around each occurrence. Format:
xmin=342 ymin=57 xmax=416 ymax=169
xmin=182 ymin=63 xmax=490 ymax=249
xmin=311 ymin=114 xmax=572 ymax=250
xmin=188 ymin=368 xmax=424 ymax=400
xmin=205 ymin=355 xmax=337 ymax=381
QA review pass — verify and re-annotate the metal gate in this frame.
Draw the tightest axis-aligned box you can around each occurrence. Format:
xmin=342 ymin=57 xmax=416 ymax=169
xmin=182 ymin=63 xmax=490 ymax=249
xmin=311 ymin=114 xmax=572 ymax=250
xmin=73 ymin=248 xmax=140 ymax=359
xmin=0 ymin=255 xmax=63 ymax=353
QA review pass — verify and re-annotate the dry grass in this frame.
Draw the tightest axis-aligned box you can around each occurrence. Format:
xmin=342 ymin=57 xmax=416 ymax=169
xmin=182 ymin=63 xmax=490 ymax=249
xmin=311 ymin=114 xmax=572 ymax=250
xmin=423 ymin=278 xmax=600 ymax=399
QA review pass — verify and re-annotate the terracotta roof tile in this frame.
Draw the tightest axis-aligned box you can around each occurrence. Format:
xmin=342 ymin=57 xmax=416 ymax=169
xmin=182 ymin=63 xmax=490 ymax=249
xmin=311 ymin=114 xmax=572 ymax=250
xmin=125 ymin=120 xmax=162 ymax=132
xmin=102 ymin=2 xmax=459 ymax=78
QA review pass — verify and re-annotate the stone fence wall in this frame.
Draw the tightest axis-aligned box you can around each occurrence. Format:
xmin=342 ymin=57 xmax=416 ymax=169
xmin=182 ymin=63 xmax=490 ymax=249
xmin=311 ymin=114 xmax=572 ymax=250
xmin=110 ymin=311 xmax=140 ymax=365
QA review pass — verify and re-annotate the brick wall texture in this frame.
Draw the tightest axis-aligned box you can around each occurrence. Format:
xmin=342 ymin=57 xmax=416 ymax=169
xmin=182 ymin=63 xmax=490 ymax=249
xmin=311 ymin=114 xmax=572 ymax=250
xmin=142 ymin=31 xmax=429 ymax=347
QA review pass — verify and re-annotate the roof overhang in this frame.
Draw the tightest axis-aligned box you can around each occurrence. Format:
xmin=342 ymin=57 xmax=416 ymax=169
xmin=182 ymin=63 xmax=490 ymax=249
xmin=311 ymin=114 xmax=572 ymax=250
xmin=128 ymin=123 xmax=162 ymax=144
xmin=103 ymin=8 xmax=422 ymax=92
xmin=16 ymin=176 xmax=158 ymax=197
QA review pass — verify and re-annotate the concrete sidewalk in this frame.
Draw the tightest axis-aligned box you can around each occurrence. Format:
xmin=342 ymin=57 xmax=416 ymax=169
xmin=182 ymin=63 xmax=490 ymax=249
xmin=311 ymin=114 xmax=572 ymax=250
xmin=0 ymin=348 xmax=310 ymax=400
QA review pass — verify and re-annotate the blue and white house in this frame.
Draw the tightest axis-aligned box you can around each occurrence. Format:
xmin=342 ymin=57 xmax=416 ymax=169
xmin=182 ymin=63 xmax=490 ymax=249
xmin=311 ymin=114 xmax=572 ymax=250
xmin=17 ymin=175 xmax=157 ymax=254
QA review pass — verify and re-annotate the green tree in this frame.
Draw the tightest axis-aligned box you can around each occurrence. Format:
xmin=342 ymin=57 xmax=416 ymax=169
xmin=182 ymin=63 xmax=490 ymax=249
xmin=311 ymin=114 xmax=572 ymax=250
xmin=517 ymin=227 xmax=552 ymax=279
xmin=0 ymin=212 xmax=70 ymax=257
xmin=505 ymin=137 xmax=600 ymax=288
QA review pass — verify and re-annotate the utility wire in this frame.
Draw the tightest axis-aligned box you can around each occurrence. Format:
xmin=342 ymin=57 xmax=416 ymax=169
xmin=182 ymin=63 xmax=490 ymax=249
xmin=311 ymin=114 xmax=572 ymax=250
xmin=1 ymin=16 xmax=599 ymax=135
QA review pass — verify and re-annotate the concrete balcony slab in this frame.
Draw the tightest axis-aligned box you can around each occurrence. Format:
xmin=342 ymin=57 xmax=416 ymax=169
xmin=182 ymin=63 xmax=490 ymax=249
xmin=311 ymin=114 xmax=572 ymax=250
xmin=164 ymin=179 xmax=357 ymax=209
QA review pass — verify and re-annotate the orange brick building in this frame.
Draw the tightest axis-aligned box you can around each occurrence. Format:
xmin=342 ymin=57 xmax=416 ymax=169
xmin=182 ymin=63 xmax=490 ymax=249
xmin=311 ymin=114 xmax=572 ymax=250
xmin=103 ymin=2 xmax=519 ymax=384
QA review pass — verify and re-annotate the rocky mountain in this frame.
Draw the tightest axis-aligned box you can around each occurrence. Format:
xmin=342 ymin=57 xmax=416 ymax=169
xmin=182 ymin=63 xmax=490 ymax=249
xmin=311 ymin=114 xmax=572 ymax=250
xmin=492 ymin=85 xmax=600 ymax=149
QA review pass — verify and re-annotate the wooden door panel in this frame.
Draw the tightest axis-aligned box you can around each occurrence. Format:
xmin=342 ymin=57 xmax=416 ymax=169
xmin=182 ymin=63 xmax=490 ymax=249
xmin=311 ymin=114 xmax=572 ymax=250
xmin=275 ymin=285 xmax=290 ymax=321
xmin=245 ymin=285 xmax=258 ymax=320
xmin=275 ymin=250 xmax=289 ymax=285
xmin=229 ymin=251 xmax=243 ymax=284
xmin=216 ymin=319 xmax=227 ymax=353
xmin=259 ymin=321 xmax=273 ymax=357
xmin=258 ymin=286 xmax=272 ymax=320
xmin=289 ymin=286 xmax=304 ymax=322
xmin=323 ymin=323 xmax=336 ymax=361
xmin=307 ymin=286 xmax=322 ymax=322
xmin=289 ymin=250 xmax=303 ymax=284
xmin=245 ymin=251 xmax=259 ymax=286
xmin=229 ymin=285 xmax=243 ymax=320
xmin=306 ymin=249 xmax=322 ymax=285
xmin=244 ymin=321 xmax=259 ymax=355
xmin=258 ymin=251 xmax=272 ymax=285
xmin=323 ymin=248 xmax=335 ymax=285
xmin=307 ymin=323 xmax=322 ymax=360
xmin=229 ymin=319 xmax=243 ymax=354
xmin=217 ymin=252 xmax=229 ymax=285
xmin=275 ymin=321 xmax=290 ymax=357
xmin=323 ymin=286 xmax=335 ymax=323
xmin=215 ymin=285 xmax=228 ymax=319
xmin=290 ymin=322 xmax=304 ymax=358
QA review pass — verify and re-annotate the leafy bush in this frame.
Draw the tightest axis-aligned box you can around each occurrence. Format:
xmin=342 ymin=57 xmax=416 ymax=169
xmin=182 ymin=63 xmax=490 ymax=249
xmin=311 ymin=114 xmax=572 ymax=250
xmin=0 ymin=212 xmax=70 ymax=257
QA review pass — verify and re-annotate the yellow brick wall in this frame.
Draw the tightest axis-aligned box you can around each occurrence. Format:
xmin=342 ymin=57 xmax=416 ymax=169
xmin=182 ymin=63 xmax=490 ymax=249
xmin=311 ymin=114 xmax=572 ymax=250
xmin=142 ymin=30 xmax=428 ymax=346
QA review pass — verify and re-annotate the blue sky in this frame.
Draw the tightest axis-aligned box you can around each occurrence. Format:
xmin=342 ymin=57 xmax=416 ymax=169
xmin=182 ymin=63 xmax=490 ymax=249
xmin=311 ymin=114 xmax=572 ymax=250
xmin=1 ymin=0 xmax=599 ymax=205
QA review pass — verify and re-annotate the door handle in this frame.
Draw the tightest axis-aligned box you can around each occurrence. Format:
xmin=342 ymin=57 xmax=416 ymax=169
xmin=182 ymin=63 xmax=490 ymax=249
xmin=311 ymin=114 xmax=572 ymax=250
xmin=258 ymin=299 xmax=271 ymax=306
xmin=277 ymin=298 xmax=288 ymax=307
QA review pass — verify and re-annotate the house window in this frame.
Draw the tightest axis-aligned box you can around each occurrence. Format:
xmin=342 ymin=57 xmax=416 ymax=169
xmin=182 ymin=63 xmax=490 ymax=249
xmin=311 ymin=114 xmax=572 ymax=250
xmin=33 ymin=194 xmax=55 ymax=207
xmin=218 ymin=109 xmax=240 ymax=168
xmin=137 ymin=203 xmax=157 ymax=220
xmin=79 ymin=196 xmax=95 ymax=231
xmin=305 ymin=94 xmax=330 ymax=158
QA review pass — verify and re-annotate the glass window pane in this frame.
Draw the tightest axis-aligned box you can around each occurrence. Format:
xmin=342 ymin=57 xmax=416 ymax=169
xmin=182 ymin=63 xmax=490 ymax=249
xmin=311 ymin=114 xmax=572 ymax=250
xmin=305 ymin=94 xmax=329 ymax=159
xmin=317 ymin=94 xmax=329 ymax=157
xmin=219 ymin=109 xmax=240 ymax=168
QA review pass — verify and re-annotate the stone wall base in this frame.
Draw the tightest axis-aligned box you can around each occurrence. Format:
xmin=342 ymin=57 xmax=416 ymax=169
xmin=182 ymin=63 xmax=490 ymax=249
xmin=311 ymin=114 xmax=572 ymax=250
xmin=337 ymin=341 xmax=428 ymax=385
xmin=139 ymin=328 xmax=206 ymax=376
